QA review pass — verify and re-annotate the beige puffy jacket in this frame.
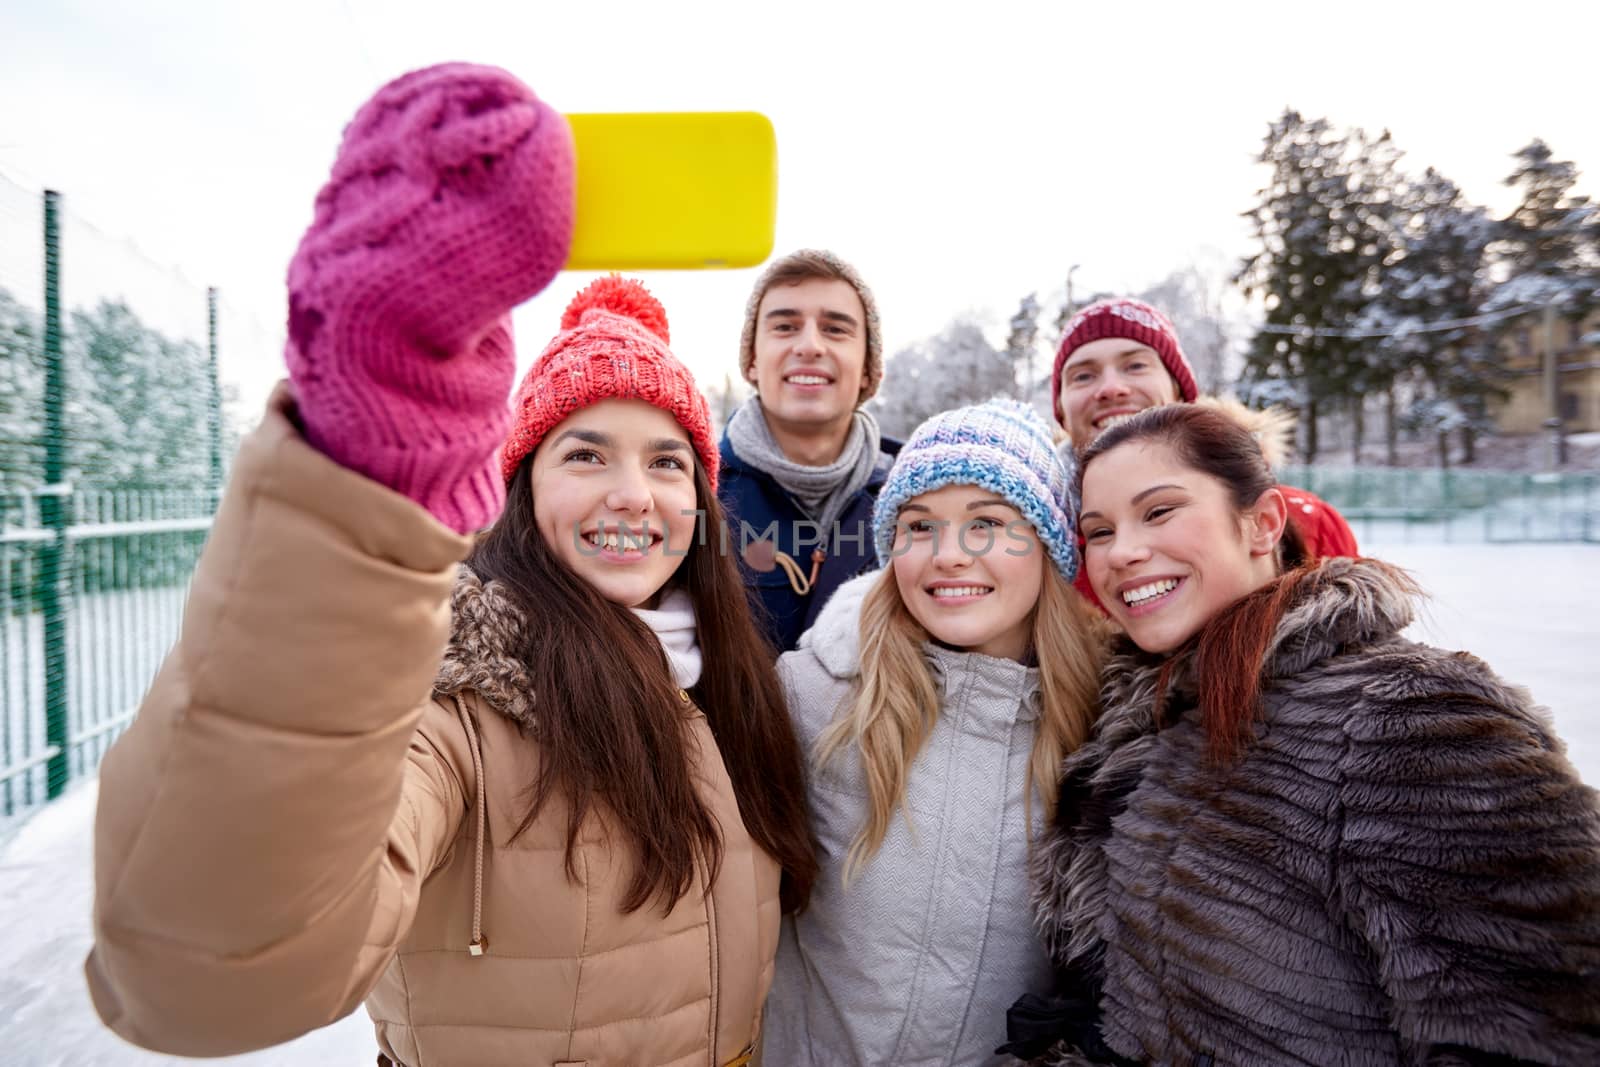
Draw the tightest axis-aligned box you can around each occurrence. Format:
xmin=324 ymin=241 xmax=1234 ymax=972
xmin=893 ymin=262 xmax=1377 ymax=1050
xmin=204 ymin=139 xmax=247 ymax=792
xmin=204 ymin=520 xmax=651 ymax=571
xmin=86 ymin=388 xmax=780 ymax=1066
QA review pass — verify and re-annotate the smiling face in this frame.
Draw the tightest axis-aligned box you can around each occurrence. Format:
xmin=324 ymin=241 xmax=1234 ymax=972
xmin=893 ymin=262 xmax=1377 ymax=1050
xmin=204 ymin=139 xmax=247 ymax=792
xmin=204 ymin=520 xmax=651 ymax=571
xmin=1057 ymin=337 xmax=1182 ymax=446
xmin=1079 ymin=441 xmax=1286 ymax=653
xmin=888 ymin=483 xmax=1045 ymax=662
xmin=529 ymin=398 xmax=700 ymax=609
xmin=746 ymin=277 xmax=867 ymax=462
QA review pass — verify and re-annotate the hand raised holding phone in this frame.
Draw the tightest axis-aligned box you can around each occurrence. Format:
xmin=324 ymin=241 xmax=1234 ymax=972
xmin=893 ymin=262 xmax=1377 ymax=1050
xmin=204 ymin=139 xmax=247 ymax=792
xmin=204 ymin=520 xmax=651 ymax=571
xmin=283 ymin=63 xmax=776 ymax=535
xmin=283 ymin=62 xmax=575 ymax=534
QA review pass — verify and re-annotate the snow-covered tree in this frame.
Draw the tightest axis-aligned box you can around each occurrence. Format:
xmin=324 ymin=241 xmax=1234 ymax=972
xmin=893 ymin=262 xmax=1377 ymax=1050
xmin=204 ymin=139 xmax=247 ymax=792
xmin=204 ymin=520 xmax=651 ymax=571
xmin=1477 ymin=140 xmax=1599 ymax=462
xmin=1237 ymin=111 xmax=1405 ymax=461
xmin=870 ymin=319 xmax=1014 ymax=439
xmin=0 ymin=286 xmax=237 ymax=518
xmin=1138 ymin=265 xmax=1234 ymax=397
xmin=1357 ymin=168 xmax=1502 ymax=466
xmin=1004 ymin=293 xmax=1041 ymax=401
xmin=65 ymin=300 xmax=216 ymax=489
xmin=1494 ymin=139 xmax=1599 ymax=315
xmin=0 ymin=286 xmax=44 ymax=490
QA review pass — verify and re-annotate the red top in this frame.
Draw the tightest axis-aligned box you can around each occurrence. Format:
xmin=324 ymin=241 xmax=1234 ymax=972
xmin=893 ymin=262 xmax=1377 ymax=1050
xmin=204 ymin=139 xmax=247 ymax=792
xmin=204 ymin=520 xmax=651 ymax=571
xmin=1072 ymin=483 xmax=1359 ymax=612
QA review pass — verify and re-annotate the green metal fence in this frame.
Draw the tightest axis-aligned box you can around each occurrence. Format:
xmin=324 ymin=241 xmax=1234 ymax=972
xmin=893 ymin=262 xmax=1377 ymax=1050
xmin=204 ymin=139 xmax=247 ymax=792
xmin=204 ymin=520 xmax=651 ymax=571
xmin=1 ymin=489 xmax=214 ymax=815
xmin=1 ymin=177 xmax=231 ymax=822
xmin=1280 ymin=465 xmax=1600 ymax=544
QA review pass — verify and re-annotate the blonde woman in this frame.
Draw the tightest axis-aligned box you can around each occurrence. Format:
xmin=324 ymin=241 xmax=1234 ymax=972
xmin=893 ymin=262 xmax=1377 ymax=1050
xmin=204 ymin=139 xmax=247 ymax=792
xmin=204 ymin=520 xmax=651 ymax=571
xmin=762 ymin=399 xmax=1110 ymax=1066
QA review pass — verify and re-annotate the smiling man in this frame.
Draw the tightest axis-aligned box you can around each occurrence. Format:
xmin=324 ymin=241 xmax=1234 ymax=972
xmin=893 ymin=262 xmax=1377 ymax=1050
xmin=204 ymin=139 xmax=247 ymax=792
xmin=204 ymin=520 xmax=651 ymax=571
xmin=719 ymin=249 xmax=900 ymax=653
xmin=1052 ymin=297 xmax=1357 ymax=608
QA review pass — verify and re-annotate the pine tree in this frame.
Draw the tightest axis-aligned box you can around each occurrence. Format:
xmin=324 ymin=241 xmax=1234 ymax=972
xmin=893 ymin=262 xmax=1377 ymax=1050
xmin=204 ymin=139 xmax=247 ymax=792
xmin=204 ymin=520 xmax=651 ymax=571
xmin=1358 ymin=169 xmax=1501 ymax=466
xmin=66 ymin=300 xmax=215 ymax=489
xmin=1482 ymin=140 xmax=1599 ymax=461
xmin=1 ymin=288 xmax=234 ymax=500
xmin=1488 ymin=140 xmax=1600 ymax=320
xmin=1501 ymin=140 xmax=1598 ymax=294
xmin=1237 ymin=111 xmax=1404 ymax=461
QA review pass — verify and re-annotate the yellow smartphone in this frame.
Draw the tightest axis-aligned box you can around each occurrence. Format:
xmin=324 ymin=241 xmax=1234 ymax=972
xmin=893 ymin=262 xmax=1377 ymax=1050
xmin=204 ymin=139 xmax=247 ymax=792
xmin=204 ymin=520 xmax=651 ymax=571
xmin=564 ymin=112 xmax=777 ymax=271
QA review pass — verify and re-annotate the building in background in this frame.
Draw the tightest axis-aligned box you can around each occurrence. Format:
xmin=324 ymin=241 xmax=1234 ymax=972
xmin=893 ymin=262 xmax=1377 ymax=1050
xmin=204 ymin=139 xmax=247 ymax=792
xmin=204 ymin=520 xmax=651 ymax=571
xmin=1492 ymin=308 xmax=1600 ymax=434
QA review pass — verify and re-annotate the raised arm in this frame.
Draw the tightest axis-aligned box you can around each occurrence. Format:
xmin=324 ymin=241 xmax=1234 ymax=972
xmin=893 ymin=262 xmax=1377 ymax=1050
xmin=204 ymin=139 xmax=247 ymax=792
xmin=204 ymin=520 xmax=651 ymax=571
xmin=86 ymin=393 xmax=474 ymax=1053
xmin=85 ymin=61 xmax=573 ymax=1054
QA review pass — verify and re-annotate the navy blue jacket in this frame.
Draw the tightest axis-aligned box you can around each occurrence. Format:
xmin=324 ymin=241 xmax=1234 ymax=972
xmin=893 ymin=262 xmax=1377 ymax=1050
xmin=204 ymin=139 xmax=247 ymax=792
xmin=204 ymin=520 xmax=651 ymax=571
xmin=717 ymin=433 xmax=901 ymax=655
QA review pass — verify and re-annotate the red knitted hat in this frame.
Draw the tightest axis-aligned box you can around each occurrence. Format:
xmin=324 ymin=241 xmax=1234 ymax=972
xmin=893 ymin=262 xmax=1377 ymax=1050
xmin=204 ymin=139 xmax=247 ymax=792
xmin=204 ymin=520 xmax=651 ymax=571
xmin=499 ymin=276 xmax=718 ymax=492
xmin=1051 ymin=298 xmax=1199 ymax=417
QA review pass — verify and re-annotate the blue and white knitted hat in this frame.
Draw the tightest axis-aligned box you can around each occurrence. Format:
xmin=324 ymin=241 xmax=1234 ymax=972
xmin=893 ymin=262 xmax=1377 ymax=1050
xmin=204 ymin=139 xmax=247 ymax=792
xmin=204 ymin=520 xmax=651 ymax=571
xmin=872 ymin=398 xmax=1079 ymax=581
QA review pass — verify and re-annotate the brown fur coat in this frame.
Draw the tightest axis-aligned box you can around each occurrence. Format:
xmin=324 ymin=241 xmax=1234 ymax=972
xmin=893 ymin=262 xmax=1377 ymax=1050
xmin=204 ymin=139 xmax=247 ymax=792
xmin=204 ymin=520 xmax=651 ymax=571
xmin=1028 ymin=557 xmax=1600 ymax=1066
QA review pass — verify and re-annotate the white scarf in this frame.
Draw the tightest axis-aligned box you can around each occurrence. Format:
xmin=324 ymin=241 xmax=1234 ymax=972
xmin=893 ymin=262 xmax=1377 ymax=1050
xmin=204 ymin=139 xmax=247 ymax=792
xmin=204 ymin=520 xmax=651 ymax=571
xmin=630 ymin=588 xmax=702 ymax=689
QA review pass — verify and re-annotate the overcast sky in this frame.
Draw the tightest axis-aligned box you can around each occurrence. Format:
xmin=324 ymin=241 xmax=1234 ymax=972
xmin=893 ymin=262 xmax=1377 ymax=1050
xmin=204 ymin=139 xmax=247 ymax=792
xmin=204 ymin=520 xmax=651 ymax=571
xmin=3 ymin=0 xmax=1597 ymax=419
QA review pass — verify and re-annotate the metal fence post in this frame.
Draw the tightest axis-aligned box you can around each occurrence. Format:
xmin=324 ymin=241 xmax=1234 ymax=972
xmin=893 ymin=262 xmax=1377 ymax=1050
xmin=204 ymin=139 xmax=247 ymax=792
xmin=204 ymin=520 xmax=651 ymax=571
xmin=39 ymin=190 xmax=71 ymax=799
xmin=1522 ymin=475 xmax=1533 ymax=541
xmin=207 ymin=287 xmax=222 ymax=492
xmin=1583 ymin=473 xmax=1595 ymax=544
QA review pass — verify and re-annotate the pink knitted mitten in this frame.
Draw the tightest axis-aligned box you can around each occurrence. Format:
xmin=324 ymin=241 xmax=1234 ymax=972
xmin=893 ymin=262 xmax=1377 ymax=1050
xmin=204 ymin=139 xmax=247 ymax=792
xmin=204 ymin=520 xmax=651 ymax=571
xmin=285 ymin=62 xmax=573 ymax=533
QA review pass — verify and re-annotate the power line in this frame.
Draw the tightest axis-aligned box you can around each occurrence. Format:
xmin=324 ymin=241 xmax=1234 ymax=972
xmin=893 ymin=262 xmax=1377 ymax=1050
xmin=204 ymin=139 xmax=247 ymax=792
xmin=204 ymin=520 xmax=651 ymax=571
xmin=1255 ymin=303 xmax=1545 ymax=339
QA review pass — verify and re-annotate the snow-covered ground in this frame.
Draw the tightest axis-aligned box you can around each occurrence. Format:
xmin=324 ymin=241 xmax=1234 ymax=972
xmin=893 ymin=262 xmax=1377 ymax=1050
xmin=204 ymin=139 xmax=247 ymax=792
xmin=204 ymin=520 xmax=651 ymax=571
xmin=0 ymin=779 xmax=374 ymax=1066
xmin=1380 ymin=542 xmax=1600 ymax=778
xmin=0 ymin=542 xmax=1596 ymax=1066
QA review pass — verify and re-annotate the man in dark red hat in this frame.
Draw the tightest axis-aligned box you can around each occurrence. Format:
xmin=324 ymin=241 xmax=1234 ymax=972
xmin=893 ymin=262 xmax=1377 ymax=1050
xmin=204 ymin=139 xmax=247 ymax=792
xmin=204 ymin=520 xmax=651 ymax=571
xmin=1052 ymin=297 xmax=1358 ymax=608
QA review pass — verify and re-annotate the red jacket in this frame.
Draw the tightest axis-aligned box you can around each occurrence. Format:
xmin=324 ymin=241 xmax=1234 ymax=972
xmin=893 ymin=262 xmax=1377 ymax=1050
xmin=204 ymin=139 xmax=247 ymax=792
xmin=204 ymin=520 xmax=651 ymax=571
xmin=1279 ymin=484 xmax=1359 ymax=558
xmin=1072 ymin=483 xmax=1358 ymax=611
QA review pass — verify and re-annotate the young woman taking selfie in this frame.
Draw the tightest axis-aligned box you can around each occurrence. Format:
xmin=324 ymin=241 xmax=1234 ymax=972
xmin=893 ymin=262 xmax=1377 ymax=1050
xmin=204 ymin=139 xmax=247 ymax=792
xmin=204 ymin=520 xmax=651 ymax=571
xmin=86 ymin=63 xmax=813 ymax=1067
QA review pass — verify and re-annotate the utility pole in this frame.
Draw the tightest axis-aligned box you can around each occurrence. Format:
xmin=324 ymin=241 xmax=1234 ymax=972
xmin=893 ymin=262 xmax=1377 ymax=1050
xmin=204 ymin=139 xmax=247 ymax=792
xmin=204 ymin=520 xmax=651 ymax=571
xmin=1054 ymin=263 xmax=1082 ymax=343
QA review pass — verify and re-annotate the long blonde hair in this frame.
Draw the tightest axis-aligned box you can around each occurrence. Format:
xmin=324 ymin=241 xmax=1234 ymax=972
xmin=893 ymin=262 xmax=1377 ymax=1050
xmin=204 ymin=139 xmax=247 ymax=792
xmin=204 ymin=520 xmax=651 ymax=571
xmin=814 ymin=563 xmax=1110 ymax=885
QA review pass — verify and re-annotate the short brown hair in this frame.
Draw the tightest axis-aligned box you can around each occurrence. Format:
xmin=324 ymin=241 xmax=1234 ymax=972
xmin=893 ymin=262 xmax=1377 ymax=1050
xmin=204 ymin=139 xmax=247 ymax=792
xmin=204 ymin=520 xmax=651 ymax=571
xmin=739 ymin=248 xmax=883 ymax=401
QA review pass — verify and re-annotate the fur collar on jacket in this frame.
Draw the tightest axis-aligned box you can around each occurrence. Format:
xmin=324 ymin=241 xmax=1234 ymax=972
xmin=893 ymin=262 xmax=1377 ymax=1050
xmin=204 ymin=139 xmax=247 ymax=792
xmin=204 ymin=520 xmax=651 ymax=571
xmin=1032 ymin=556 xmax=1418 ymax=966
xmin=796 ymin=570 xmax=880 ymax=681
xmin=432 ymin=566 xmax=538 ymax=729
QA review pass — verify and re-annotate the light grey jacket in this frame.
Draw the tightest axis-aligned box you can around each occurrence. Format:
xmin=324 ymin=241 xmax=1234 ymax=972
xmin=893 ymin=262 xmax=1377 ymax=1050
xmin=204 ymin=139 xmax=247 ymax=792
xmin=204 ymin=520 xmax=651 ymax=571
xmin=763 ymin=572 xmax=1052 ymax=1067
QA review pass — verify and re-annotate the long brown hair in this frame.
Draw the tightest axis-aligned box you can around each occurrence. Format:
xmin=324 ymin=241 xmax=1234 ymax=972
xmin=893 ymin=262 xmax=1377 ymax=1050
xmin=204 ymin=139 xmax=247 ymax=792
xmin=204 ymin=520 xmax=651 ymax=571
xmin=468 ymin=458 xmax=817 ymax=914
xmin=1079 ymin=404 xmax=1313 ymax=763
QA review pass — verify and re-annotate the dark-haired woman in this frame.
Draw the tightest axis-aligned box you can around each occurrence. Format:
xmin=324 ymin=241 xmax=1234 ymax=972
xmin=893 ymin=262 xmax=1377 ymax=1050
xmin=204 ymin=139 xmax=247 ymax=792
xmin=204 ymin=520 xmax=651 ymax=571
xmin=86 ymin=64 xmax=814 ymax=1067
xmin=1010 ymin=404 xmax=1600 ymax=1065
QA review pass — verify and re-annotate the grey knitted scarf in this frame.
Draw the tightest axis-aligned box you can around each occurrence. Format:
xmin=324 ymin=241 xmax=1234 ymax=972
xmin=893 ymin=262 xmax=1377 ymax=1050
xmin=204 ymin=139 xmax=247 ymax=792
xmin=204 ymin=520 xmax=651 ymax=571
xmin=725 ymin=397 xmax=882 ymax=537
